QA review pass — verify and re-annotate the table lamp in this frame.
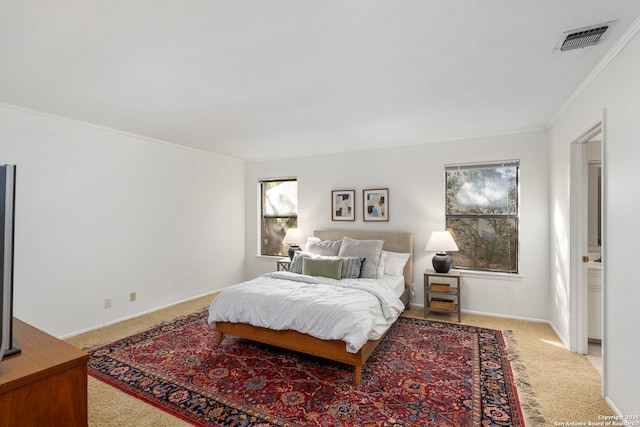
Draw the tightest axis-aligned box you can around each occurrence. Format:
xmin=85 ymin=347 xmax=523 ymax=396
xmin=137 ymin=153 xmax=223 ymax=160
xmin=283 ymin=228 xmax=305 ymax=260
xmin=425 ymin=230 xmax=459 ymax=273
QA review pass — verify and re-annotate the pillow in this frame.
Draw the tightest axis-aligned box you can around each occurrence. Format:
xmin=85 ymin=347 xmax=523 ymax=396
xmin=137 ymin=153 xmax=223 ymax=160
xmin=305 ymin=236 xmax=342 ymax=256
xmin=377 ymin=251 xmax=387 ymax=279
xmin=290 ymin=251 xmax=315 ymax=274
xmin=302 ymin=258 xmax=343 ymax=280
xmin=291 ymin=251 xmax=364 ymax=279
xmin=341 ymin=256 xmax=366 ymax=279
xmin=382 ymin=250 xmax=411 ymax=276
xmin=338 ymin=236 xmax=384 ymax=279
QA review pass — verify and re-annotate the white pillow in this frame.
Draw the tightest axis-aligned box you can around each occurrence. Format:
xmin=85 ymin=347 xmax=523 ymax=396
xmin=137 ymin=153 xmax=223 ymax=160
xmin=304 ymin=236 xmax=342 ymax=256
xmin=377 ymin=251 xmax=387 ymax=278
xmin=383 ymin=250 xmax=410 ymax=277
xmin=338 ymin=237 xmax=384 ymax=279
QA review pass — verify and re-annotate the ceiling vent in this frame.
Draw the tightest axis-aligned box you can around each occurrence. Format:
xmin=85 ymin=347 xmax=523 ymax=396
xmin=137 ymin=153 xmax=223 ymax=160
xmin=557 ymin=21 xmax=616 ymax=51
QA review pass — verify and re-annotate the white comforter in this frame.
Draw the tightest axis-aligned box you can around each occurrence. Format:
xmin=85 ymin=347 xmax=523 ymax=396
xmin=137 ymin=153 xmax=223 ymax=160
xmin=208 ymin=271 xmax=405 ymax=353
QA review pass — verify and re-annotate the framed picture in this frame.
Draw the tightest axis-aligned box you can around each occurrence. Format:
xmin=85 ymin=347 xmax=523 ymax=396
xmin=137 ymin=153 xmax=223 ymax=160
xmin=363 ymin=188 xmax=389 ymax=222
xmin=332 ymin=190 xmax=355 ymax=221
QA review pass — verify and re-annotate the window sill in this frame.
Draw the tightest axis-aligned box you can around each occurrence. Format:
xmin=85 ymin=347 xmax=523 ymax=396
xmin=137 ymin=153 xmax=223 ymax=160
xmin=452 ymin=269 xmax=524 ymax=282
xmin=255 ymin=255 xmax=289 ymax=261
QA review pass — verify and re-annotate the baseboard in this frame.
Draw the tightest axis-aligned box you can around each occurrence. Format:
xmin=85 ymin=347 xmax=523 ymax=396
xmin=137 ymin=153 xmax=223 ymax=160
xmin=462 ymin=309 xmax=549 ymax=324
xmin=548 ymin=321 xmax=570 ymax=350
xmin=412 ymin=303 xmax=549 ymax=324
xmin=604 ymin=397 xmax=624 ymax=420
xmin=59 ymin=288 xmax=228 ymax=339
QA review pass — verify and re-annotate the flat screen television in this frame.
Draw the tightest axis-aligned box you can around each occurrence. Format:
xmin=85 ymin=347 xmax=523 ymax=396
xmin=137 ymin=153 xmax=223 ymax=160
xmin=1 ymin=164 xmax=20 ymax=362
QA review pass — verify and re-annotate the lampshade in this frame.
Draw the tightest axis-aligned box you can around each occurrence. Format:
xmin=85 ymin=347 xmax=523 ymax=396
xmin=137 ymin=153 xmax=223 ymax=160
xmin=283 ymin=228 xmax=305 ymax=245
xmin=425 ymin=231 xmax=459 ymax=253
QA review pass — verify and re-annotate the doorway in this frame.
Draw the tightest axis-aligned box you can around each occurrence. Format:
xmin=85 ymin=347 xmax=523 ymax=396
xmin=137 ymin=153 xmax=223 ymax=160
xmin=585 ymin=140 xmax=603 ymax=374
xmin=569 ymin=121 xmax=604 ymax=361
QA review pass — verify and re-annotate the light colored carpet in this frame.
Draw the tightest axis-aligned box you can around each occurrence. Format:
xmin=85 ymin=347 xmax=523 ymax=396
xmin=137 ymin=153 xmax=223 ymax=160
xmin=66 ymin=295 xmax=613 ymax=426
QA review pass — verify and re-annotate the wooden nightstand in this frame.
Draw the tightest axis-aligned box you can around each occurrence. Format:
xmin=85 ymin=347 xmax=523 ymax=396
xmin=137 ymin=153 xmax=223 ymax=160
xmin=424 ymin=269 xmax=462 ymax=322
xmin=277 ymin=258 xmax=291 ymax=271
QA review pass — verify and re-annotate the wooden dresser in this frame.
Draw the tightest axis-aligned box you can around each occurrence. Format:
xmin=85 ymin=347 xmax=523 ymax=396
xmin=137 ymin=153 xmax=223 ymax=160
xmin=0 ymin=318 xmax=88 ymax=427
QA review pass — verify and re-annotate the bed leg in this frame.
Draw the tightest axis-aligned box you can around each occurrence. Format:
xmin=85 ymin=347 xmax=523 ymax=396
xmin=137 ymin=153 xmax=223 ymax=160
xmin=354 ymin=366 xmax=362 ymax=386
xmin=216 ymin=332 xmax=224 ymax=344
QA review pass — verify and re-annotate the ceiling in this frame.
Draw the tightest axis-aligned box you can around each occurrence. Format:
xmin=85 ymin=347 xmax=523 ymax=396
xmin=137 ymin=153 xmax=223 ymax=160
xmin=1 ymin=1 xmax=640 ymax=161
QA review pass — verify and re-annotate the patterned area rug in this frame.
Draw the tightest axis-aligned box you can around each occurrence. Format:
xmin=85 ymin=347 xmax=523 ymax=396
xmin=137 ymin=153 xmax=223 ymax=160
xmin=88 ymin=310 xmax=524 ymax=426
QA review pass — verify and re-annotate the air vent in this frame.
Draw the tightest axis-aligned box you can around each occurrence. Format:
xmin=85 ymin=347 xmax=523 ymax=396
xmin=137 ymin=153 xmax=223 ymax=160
xmin=557 ymin=21 xmax=616 ymax=52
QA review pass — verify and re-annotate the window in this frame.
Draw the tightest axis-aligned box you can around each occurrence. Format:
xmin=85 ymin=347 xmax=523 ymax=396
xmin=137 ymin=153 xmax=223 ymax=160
xmin=260 ymin=178 xmax=297 ymax=256
xmin=445 ymin=161 xmax=519 ymax=273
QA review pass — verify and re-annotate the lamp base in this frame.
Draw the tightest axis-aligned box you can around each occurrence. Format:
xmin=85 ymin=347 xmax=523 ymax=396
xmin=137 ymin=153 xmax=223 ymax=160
xmin=432 ymin=253 xmax=452 ymax=273
xmin=288 ymin=245 xmax=301 ymax=260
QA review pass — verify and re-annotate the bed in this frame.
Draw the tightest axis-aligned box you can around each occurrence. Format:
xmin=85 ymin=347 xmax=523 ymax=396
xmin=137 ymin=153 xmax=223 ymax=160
xmin=209 ymin=230 xmax=414 ymax=386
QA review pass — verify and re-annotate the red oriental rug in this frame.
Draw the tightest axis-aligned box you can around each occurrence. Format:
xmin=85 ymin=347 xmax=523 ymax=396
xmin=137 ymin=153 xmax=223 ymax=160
xmin=87 ymin=310 xmax=525 ymax=426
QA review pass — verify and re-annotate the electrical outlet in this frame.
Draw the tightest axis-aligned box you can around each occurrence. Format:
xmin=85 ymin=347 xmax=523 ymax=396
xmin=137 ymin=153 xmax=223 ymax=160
xmin=130 ymin=292 xmax=136 ymax=302
xmin=104 ymin=298 xmax=112 ymax=309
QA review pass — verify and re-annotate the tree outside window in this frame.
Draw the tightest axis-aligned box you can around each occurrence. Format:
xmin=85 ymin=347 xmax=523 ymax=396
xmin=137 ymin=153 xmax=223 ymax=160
xmin=445 ymin=161 xmax=519 ymax=273
xmin=260 ymin=179 xmax=297 ymax=256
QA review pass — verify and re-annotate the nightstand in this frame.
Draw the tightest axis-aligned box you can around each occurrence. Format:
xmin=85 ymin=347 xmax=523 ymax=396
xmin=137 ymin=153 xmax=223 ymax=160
xmin=276 ymin=258 xmax=291 ymax=271
xmin=424 ymin=269 xmax=462 ymax=322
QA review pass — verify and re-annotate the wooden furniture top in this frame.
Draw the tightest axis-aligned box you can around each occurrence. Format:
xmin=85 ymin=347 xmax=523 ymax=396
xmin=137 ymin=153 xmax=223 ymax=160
xmin=0 ymin=318 xmax=89 ymax=394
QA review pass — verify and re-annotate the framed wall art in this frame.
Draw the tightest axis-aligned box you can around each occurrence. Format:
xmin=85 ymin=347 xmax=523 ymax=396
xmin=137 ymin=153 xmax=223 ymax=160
xmin=363 ymin=188 xmax=389 ymax=222
xmin=332 ymin=190 xmax=355 ymax=221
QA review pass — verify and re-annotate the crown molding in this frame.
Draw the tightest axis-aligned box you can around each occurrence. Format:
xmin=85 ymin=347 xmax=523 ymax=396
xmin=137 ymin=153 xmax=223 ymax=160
xmin=0 ymin=102 xmax=243 ymax=162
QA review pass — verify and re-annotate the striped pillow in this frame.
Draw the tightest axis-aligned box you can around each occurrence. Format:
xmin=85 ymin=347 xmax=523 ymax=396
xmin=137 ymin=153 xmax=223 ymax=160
xmin=340 ymin=256 xmax=365 ymax=279
xmin=290 ymin=252 xmax=365 ymax=278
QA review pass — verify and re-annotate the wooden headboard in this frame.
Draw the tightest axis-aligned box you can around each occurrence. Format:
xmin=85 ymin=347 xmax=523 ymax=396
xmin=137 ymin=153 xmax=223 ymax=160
xmin=313 ymin=230 xmax=414 ymax=287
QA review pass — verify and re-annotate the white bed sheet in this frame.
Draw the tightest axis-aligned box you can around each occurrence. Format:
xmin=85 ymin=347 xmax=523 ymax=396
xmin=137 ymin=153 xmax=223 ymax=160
xmin=380 ymin=274 xmax=405 ymax=297
xmin=208 ymin=271 xmax=405 ymax=353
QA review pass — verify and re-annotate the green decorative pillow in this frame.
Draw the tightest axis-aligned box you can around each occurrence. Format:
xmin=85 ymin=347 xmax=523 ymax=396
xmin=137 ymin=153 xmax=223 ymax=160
xmin=302 ymin=258 xmax=343 ymax=280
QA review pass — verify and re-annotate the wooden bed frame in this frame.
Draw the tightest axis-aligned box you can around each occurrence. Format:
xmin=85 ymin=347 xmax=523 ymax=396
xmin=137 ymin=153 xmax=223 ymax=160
xmin=215 ymin=230 xmax=414 ymax=386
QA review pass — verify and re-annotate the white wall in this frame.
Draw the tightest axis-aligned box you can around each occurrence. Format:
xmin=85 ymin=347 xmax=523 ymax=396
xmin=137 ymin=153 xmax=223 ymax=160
xmin=549 ymin=25 xmax=640 ymax=416
xmin=0 ymin=105 xmax=246 ymax=337
xmin=245 ymin=131 xmax=550 ymax=320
